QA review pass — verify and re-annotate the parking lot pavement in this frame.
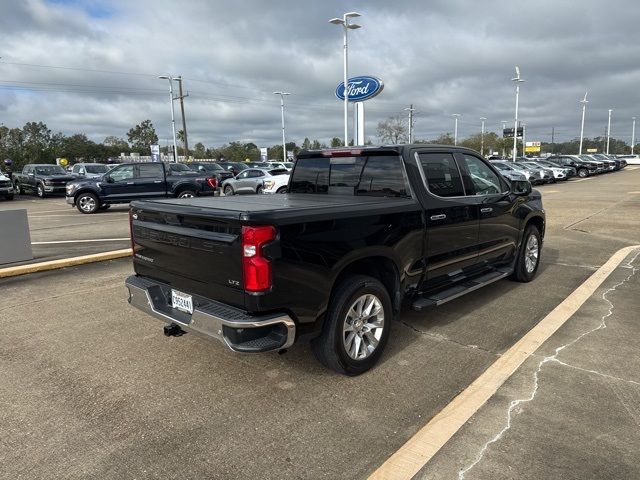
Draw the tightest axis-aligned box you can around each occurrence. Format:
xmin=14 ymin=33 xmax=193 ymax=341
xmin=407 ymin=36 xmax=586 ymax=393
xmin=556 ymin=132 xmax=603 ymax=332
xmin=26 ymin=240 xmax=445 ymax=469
xmin=0 ymin=196 xmax=130 ymax=264
xmin=0 ymin=169 xmax=639 ymax=479
xmin=416 ymin=248 xmax=640 ymax=480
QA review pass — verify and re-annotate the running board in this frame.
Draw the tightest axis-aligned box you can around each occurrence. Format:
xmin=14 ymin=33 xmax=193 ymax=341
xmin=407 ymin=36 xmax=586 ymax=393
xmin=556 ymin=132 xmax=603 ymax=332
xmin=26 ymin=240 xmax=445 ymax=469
xmin=411 ymin=268 xmax=512 ymax=311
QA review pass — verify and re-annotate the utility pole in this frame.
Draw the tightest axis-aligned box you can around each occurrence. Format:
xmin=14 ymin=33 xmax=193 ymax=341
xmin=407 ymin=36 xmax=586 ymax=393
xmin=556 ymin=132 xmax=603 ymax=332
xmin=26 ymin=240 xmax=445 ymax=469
xmin=480 ymin=117 xmax=486 ymax=156
xmin=158 ymin=75 xmax=179 ymax=162
xmin=175 ymin=76 xmax=189 ymax=159
xmin=631 ymin=117 xmax=636 ymax=155
xmin=606 ymin=109 xmax=612 ymax=154
xmin=551 ymin=127 xmax=555 ymax=153
xmin=511 ymin=66 xmax=525 ymax=162
xmin=404 ymin=104 xmax=416 ymax=143
xmin=452 ymin=114 xmax=461 ymax=146
xmin=579 ymin=92 xmax=588 ymax=155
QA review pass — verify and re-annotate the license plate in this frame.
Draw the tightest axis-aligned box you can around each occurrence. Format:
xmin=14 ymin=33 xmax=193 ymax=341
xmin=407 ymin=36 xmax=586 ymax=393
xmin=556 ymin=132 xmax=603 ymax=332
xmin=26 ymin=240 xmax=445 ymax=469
xmin=171 ymin=289 xmax=193 ymax=314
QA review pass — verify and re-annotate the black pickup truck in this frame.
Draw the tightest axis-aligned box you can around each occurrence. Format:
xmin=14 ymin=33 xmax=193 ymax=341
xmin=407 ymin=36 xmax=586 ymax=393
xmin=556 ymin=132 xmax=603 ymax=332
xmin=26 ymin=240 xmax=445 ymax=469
xmin=13 ymin=164 xmax=77 ymax=198
xmin=125 ymin=145 xmax=545 ymax=375
xmin=65 ymin=162 xmax=218 ymax=213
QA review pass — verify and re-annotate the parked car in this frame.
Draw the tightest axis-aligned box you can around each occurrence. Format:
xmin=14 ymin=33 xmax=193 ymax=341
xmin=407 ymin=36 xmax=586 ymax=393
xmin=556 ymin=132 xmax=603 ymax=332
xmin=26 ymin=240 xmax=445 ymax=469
xmin=545 ymin=155 xmax=598 ymax=178
xmin=186 ymin=162 xmax=234 ymax=190
xmin=266 ymin=161 xmax=294 ymax=171
xmin=65 ymin=162 xmax=218 ymax=214
xmin=71 ymin=163 xmax=111 ymax=178
xmin=533 ymin=160 xmax=576 ymax=178
xmin=528 ymin=161 xmax=568 ymax=181
xmin=517 ymin=161 xmax=555 ymax=183
xmin=245 ymin=162 xmax=271 ymax=168
xmin=222 ymin=168 xmax=289 ymax=195
xmin=125 ymin=145 xmax=545 ymax=375
xmin=0 ymin=172 xmax=14 ymax=200
xmin=616 ymin=154 xmax=640 ymax=165
xmin=490 ymin=161 xmax=530 ymax=183
xmin=13 ymin=164 xmax=77 ymax=198
xmin=217 ymin=162 xmax=248 ymax=176
xmin=262 ymin=170 xmax=291 ymax=193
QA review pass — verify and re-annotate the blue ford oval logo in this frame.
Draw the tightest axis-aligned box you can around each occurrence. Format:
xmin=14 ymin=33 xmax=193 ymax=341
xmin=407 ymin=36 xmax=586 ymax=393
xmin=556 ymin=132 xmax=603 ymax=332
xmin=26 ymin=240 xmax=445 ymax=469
xmin=335 ymin=76 xmax=384 ymax=102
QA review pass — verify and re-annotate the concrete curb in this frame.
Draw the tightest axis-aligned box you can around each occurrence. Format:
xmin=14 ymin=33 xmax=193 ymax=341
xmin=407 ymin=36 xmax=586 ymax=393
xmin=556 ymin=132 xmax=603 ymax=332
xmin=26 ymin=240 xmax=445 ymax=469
xmin=0 ymin=248 xmax=132 ymax=279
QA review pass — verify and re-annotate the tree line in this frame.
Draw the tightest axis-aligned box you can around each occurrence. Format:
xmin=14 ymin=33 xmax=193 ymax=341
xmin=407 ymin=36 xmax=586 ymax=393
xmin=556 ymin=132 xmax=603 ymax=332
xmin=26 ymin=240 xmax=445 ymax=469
xmin=2 ymin=117 xmax=636 ymax=171
xmin=376 ymin=115 xmax=637 ymax=156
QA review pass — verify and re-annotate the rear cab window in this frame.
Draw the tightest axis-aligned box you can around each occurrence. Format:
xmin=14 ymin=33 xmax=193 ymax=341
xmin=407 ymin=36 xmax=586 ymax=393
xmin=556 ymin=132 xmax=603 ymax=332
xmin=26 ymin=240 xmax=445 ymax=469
xmin=289 ymin=152 xmax=409 ymax=197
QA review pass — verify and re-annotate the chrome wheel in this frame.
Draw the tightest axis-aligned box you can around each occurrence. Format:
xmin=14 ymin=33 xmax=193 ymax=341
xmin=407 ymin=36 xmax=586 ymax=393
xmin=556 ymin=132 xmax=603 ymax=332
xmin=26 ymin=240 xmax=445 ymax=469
xmin=178 ymin=191 xmax=195 ymax=198
xmin=79 ymin=195 xmax=96 ymax=213
xmin=525 ymin=234 xmax=539 ymax=273
xmin=343 ymin=294 xmax=385 ymax=360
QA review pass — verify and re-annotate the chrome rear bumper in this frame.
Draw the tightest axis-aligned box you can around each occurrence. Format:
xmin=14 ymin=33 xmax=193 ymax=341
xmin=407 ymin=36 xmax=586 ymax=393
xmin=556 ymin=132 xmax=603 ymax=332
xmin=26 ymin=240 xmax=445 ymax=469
xmin=125 ymin=275 xmax=296 ymax=353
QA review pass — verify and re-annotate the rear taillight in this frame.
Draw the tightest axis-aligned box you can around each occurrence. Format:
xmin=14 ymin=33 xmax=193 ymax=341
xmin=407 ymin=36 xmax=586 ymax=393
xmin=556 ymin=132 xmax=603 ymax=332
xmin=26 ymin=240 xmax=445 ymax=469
xmin=241 ymin=225 xmax=276 ymax=292
xmin=206 ymin=177 xmax=218 ymax=188
xmin=128 ymin=209 xmax=135 ymax=253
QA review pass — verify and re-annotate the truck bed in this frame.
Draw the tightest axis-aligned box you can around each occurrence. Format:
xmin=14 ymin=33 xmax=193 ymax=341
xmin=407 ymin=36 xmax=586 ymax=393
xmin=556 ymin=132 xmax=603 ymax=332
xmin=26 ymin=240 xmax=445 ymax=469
xmin=131 ymin=193 xmax=417 ymax=225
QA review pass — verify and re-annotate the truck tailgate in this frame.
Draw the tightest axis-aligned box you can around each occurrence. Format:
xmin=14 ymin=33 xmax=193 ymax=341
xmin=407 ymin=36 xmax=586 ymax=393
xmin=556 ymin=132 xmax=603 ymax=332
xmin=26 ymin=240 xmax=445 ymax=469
xmin=130 ymin=201 xmax=245 ymax=309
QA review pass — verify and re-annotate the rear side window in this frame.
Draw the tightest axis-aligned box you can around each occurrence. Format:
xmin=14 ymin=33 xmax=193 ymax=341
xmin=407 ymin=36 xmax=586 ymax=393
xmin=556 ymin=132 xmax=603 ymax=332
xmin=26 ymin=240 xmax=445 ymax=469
xmin=289 ymin=155 xmax=407 ymax=196
xmin=137 ymin=164 xmax=164 ymax=179
xmin=418 ymin=153 xmax=465 ymax=197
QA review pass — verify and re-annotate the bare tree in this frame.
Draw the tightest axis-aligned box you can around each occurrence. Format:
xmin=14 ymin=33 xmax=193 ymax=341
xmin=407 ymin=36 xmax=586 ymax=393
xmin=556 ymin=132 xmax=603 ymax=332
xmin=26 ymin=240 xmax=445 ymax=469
xmin=377 ymin=115 xmax=408 ymax=144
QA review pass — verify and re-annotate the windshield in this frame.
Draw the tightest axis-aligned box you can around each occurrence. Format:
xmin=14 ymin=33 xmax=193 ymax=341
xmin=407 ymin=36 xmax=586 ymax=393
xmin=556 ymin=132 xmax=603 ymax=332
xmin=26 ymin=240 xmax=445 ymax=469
xmin=168 ymin=163 xmax=191 ymax=172
xmin=34 ymin=165 xmax=66 ymax=175
xmin=85 ymin=164 xmax=109 ymax=174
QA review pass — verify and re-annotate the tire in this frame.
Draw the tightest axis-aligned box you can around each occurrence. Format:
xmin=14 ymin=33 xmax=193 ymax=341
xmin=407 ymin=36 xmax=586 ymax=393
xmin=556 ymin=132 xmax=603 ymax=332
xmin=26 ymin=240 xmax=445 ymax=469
xmin=36 ymin=183 xmax=46 ymax=198
xmin=577 ymin=168 xmax=588 ymax=178
xmin=511 ymin=224 xmax=541 ymax=283
xmin=14 ymin=183 xmax=23 ymax=195
xmin=256 ymin=185 xmax=263 ymax=194
xmin=224 ymin=185 xmax=234 ymax=196
xmin=312 ymin=274 xmax=392 ymax=376
xmin=99 ymin=204 xmax=110 ymax=210
xmin=276 ymin=187 xmax=287 ymax=194
xmin=177 ymin=190 xmax=196 ymax=199
xmin=76 ymin=192 xmax=99 ymax=214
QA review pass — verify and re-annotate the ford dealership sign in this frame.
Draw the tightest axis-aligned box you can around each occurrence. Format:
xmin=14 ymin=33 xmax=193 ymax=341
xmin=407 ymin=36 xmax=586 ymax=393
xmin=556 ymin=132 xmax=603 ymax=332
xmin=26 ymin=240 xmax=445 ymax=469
xmin=335 ymin=76 xmax=384 ymax=102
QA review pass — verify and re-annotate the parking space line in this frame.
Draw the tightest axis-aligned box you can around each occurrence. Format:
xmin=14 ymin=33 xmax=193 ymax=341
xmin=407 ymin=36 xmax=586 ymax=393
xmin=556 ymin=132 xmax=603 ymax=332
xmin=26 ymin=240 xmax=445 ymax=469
xmin=368 ymin=244 xmax=640 ymax=480
xmin=574 ymin=177 xmax=594 ymax=182
xmin=0 ymin=249 xmax=132 ymax=279
xmin=32 ymin=238 xmax=130 ymax=245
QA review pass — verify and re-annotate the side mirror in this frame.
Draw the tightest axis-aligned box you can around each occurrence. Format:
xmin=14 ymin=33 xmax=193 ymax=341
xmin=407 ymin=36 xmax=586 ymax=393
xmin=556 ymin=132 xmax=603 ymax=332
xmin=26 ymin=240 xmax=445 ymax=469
xmin=512 ymin=179 xmax=532 ymax=196
xmin=105 ymin=175 xmax=115 ymax=183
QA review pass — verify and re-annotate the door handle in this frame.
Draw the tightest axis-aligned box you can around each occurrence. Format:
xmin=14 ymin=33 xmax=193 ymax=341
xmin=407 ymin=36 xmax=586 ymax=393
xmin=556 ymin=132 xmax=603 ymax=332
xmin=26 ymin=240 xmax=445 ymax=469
xmin=154 ymin=180 xmax=162 ymax=183
xmin=126 ymin=182 xmax=134 ymax=185
xmin=480 ymin=207 xmax=493 ymax=213
xmin=430 ymin=214 xmax=447 ymax=221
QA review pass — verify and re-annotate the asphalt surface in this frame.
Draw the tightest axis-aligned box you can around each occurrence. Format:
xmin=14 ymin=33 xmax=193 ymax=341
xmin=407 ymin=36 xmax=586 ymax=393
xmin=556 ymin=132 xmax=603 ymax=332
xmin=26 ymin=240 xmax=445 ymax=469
xmin=0 ymin=195 xmax=131 ymax=264
xmin=1 ymin=168 xmax=639 ymax=479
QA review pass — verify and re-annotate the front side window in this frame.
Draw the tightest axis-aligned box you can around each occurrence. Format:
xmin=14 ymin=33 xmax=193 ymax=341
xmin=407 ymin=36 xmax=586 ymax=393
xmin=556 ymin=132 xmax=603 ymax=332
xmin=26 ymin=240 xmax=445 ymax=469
xmin=109 ymin=165 xmax=135 ymax=182
xmin=236 ymin=171 xmax=250 ymax=179
xmin=418 ymin=152 xmax=465 ymax=197
xmin=460 ymin=155 xmax=503 ymax=195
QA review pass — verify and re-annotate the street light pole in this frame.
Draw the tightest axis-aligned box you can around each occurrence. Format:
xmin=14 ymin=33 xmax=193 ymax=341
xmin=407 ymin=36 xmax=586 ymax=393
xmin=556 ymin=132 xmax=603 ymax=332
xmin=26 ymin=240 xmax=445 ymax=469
xmin=521 ymin=123 xmax=527 ymax=157
xmin=330 ymin=12 xmax=362 ymax=147
xmin=606 ymin=109 xmax=612 ymax=154
xmin=405 ymin=104 xmax=416 ymax=143
xmin=511 ymin=66 xmax=525 ymax=162
xmin=273 ymin=92 xmax=291 ymax=162
xmin=159 ymin=75 xmax=179 ymax=162
xmin=174 ymin=76 xmax=189 ymax=159
xmin=452 ymin=114 xmax=460 ymax=146
xmin=579 ymin=92 xmax=588 ymax=155
xmin=480 ymin=117 xmax=486 ymax=156
xmin=631 ymin=117 xmax=636 ymax=155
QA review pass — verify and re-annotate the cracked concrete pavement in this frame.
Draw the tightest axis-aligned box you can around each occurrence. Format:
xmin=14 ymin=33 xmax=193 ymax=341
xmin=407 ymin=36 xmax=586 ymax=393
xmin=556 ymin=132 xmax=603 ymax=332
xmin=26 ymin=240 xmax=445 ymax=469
xmin=417 ymin=250 xmax=640 ymax=480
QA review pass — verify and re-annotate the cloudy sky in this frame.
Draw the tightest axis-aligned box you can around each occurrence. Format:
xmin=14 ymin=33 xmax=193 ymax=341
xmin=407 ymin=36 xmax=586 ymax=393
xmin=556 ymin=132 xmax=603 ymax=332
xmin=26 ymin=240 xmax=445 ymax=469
xmin=1 ymin=0 xmax=639 ymax=149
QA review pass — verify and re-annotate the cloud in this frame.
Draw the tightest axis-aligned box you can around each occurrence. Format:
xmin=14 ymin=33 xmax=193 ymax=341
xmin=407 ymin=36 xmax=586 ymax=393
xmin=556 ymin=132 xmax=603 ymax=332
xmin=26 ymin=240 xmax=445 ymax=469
xmin=0 ymin=0 xmax=639 ymax=148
